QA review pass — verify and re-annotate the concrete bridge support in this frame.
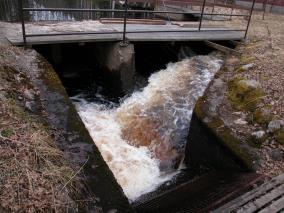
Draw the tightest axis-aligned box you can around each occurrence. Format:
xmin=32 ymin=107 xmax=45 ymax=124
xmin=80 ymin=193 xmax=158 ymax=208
xmin=94 ymin=42 xmax=135 ymax=95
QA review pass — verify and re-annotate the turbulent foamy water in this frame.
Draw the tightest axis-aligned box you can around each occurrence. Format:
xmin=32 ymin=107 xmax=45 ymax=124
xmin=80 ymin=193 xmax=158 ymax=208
xmin=72 ymin=55 xmax=223 ymax=201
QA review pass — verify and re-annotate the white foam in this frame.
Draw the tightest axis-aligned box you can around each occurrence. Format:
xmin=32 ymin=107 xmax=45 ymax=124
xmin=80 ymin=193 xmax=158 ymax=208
xmin=72 ymin=55 xmax=222 ymax=201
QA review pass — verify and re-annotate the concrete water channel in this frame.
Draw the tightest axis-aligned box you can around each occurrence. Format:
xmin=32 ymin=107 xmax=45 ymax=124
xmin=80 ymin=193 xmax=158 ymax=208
xmin=1 ymin=0 xmax=268 ymax=212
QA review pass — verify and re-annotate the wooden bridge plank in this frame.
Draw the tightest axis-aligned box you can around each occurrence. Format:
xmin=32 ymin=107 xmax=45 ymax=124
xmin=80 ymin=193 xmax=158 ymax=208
xmin=7 ymin=29 xmax=244 ymax=45
xmin=236 ymin=184 xmax=284 ymax=213
xmin=6 ymin=21 xmax=244 ymax=45
xmin=212 ymin=173 xmax=284 ymax=213
xmin=258 ymin=196 xmax=284 ymax=213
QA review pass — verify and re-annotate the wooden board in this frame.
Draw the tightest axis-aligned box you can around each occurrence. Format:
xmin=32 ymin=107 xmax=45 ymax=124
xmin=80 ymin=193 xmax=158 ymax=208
xmin=7 ymin=29 xmax=244 ymax=45
xmin=212 ymin=173 xmax=284 ymax=213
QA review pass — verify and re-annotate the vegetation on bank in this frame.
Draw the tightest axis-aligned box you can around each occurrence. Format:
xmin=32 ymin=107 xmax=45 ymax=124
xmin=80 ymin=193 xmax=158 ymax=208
xmin=194 ymin=12 xmax=284 ymax=176
xmin=0 ymin=46 xmax=79 ymax=212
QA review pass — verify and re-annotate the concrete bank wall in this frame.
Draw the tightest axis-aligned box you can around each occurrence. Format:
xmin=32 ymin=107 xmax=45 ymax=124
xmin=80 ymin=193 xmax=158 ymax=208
xmin=26 ymin=49 xmax=133 ymax=212
xmin=184 ymin=61 xmax=261 ymax=172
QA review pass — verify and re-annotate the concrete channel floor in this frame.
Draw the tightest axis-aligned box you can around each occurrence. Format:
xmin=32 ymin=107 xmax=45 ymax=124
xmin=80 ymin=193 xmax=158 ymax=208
xmin=212 ymin=173 xmax=284 ymax=213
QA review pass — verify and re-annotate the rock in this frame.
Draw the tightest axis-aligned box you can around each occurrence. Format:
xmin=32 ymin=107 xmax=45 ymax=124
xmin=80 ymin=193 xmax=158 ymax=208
xmin=248 ymin=130 xmax=266 ymax=148
xmin=242 ymin=63 xmax=254 ymax=70
xmin=238 ymin=79 xmax=260 ymax=89
xmin=236 ymin=63 xmax=254 ymax=72
xmin=253 ymin=108 xmax=272 ymax=125
xmin=234 ymin=118 xmax=248 ymax=125
xmin=252 ymin=130 xmax=266 ymax=138
xmin=23 ymin=89 xmax=35 ymax=100
xmin=228 ymin=78 xmax=264 ymax=111
xmin=270 ymin=149 xmax=283 ymax=161
xmin=267 ymin=120 xmax=284 ymax=133
xmin=274 ymin=128 xmax=284 ymax=145
xmin=25 ymin=101 xmax=36 ymax=112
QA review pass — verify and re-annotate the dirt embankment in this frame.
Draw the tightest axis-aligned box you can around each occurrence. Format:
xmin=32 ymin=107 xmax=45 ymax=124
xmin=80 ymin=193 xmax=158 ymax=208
xmin=0 ymin=46 xmax=82 ymax=212
xmin=195 ymin=12 xmax=284 ymax=177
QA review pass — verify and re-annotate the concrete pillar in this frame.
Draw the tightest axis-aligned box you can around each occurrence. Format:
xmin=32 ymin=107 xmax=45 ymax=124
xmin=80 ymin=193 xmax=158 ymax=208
xmin=94 ymin=42 xmax=135 ymax=95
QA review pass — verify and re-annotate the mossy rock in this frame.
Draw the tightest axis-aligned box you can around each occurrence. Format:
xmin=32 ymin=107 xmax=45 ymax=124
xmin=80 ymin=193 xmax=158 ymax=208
xmin=275 ymin=129 xmax=284 ymax=145
xmin=252 ymin=108 xmax=272 ymax=125
xmin=228 ymin=78 xmax=264 ymax=111
xmin=247 ymin=132 xmax=267 ymax=148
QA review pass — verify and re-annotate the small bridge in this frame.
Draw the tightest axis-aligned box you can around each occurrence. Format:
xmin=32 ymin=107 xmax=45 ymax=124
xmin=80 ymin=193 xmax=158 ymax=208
xmin=7 ymin=0 xmax=257 ymax=46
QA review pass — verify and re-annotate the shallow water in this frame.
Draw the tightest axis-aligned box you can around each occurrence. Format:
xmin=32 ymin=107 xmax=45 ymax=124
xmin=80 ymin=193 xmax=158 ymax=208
xmin=72 ymin=54 xmax=223 ymax=201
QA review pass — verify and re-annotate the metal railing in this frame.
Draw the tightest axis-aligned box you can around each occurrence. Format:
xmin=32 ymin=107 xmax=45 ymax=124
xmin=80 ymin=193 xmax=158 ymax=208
xmin=18 ymin=0 xmax=256 ymax=45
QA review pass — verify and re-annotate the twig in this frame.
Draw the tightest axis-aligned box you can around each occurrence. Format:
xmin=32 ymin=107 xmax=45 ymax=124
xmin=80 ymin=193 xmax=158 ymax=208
xmin=59 ymin=156 xmax=89 ymax=193
xmin=26 ymin=168 xmax=34 ymax=193
xmin=51 ymin=186 xmax=58 ymax=213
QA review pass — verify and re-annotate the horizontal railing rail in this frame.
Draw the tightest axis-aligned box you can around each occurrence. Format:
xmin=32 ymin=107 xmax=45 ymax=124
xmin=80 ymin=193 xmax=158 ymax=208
xmin=22 ymin=8 xmax=250 ymax=17
xmin=18 ymin=0 xmax=256 ymax=45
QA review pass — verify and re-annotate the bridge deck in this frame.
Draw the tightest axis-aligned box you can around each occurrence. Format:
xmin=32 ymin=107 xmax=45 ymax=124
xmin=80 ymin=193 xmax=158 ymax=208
xmin=6 ymin=21 xmax=244 ymax=45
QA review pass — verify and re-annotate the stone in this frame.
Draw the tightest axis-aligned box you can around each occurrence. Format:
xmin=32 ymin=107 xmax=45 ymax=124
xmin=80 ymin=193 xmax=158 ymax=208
xmin=267 ymin=120 xmax=284 ymax=133
xmin=270 ymin=149 xmax=283 ymax=161
xmin=253 ymin=108 xmax=272 ymax=125
xmin=274 ymin=128 xmax=284 ymax=145
xmin=25 ymin=101 xmax=36 ymax=112
xmin=23 ymin=89 xmax=35 ymax=100
xmin=252 ymin=130 xmax=266 ymax=138
xmin=248 ymin=130 xmax=266 ymax=148
xmin=228 ymin=78 xmax=264 ymax=111
xmin=238 ymin=79 xmax=260 ymax=89
xmin=236 ymin=63 xmax=254 ymax=72
xmin=242 ymin=63 xmax=254 ymax=70
xmin=234 ymin=118 xmax=248 ymax=125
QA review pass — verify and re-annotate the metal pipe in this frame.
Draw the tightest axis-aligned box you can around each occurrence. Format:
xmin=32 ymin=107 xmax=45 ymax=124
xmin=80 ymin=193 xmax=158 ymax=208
xmin=122 ymin=0 xmax=128 ymax=44
xmin=244 ymin=0 xmax=256 ymax=39
xmin=199 ymin=0 xmax=206 ymax=31
xmin=18 ymin=0 xmax=26 ymax=45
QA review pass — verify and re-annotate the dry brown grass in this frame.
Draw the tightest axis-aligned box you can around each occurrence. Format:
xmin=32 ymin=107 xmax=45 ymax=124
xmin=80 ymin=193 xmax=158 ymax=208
xmin=0 ymin=46 xmax=80 ymax=212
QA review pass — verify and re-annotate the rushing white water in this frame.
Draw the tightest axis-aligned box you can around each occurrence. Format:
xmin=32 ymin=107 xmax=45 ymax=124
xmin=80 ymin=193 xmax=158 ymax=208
xmin=72 ymin=54 xmax=223 ymax=201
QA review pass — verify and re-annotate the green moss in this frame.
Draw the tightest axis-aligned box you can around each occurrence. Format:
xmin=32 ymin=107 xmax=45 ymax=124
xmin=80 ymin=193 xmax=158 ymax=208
xmin=240 ymin=56 xmax=255 ymax=65
xmin=235 ymin=67 xmax=246 ymax=73
xmin=252 ymin=108 xmax=272 ymax=125
xmin=1 ymin=128 xmax=14 ymax=138
xmin=228 ymin=77 xmax=264 ymax=111
xmin=247 ymin=134 xmax=267 ymax=148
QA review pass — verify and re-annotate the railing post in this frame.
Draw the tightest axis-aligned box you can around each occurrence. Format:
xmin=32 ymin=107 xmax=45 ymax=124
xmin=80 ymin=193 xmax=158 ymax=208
xmin=122 ymin=0 xmax=128 ymax=44
xmin=199 ymin=0 xmax=206 ymax=31
xmin=262 ymin=0 xmax=268 ymax=20
xmin=211 ymin=0 xmax=216 ymax=20
xmin=244 ymin=0 xmax=256 ymax=39
xmin=18 ymin=0 xmax=26 ymax=45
